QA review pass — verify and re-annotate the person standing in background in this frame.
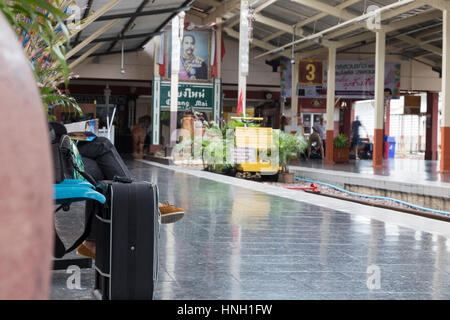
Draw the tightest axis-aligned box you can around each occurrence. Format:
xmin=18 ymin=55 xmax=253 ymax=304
xmin=317 ymin=117 xmax=326 ymax=151
xmin=351 ymin=116 xmax=364 ymax=160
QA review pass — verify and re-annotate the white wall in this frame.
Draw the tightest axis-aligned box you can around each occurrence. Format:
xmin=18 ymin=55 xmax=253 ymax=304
xmin=73 ymin=48 xmax=154 ymax=81
xmin=221 ymin=37 xmax=281 ymax=86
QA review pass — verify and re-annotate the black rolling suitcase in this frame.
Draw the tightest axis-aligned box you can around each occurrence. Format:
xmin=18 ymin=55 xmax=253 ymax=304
xmin=93 ymin=180 xmax=160 ymax=300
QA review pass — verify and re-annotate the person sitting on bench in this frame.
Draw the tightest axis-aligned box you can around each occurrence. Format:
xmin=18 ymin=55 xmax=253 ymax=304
xmin=49 ymin=122 xmax=184 ymax=259
xmin=307 ymin=125 xmax=325 ymax=159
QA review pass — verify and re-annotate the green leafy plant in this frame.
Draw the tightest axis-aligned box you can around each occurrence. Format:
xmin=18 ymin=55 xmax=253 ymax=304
xmin=0 ymin=0 xmax=81 ymax=118
xmin=334 ymin=133 xmax=349 ymax=148
xmin=274 ymin=130 xmax=307 ymax=173
xmin=221 ymin=119 xmax=260 ymax=136
xmin=202 ymin=127 xmax=225 ymax=172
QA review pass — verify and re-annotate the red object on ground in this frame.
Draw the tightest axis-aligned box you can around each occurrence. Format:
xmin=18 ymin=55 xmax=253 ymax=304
xmin=283 ymin=183 xmax=320 ymax=193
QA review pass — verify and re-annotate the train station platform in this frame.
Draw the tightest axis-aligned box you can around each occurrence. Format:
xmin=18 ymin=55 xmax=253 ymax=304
xmin=51 ymin=159 xmax=450 ymax=300
xmin=289 ymin=159 xmax=450 ymax=213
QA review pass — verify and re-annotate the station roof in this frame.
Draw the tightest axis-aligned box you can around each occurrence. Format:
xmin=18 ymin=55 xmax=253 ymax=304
xmin=70 ymin=0 xmax=193 ymax=59
xmin=69 ymin=0 xmax=444 ymax=74
xmin=189 ymin=0 xmax=444 ymax=72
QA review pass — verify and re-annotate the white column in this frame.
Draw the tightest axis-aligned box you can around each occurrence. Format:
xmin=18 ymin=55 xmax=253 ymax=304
xmin=170 ymin=13 xmax=182 ymax=147
xmin=326 ymin=46 xmax=336 ymax=133
xmin=217 ymin=23 xmax=223 ymax=79
xmin=443 ymin=9 xmax=450 ymax=129
xmin=442 ymin=8 xmax=450 ymax=171
xmin=291 ymin=54 xmax=298 ymax=132
xmin=238 ymin=0 xmax=249 ymax=115
xmin=373 ymin=29 xmax=386 ymax=166
xmin=325 ymin=45 xmax=336 ymax=163
xmin=374 ymin=30 xmax=386 ymax=132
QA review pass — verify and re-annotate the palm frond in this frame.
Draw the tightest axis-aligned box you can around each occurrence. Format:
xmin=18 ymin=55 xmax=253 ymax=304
xmin=0 ymin=0 xmax=82 ymax=119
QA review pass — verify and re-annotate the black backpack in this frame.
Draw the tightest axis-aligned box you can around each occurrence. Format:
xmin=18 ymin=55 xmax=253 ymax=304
xmin=50 ymin=122 xmax=99 ymax=258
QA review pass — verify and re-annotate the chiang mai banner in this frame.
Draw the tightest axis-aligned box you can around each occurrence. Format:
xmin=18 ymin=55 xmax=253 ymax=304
xmin=298 ymin=60 xmax=401 ymax=99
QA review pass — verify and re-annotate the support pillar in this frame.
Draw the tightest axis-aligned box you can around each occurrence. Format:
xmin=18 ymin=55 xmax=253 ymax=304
xmin=238 ymin=0 xmax=249 ymax=116
xmin=169 ymin=13 xmax=183 ymax=151
xmin=425 ymin=92 xmax=439 ymax=160
xmin=325 ymin=46 xmax=336 ymax=164
xmin=217 ymin=22 xmax=223 ymax=79
xmin=291 ymin=53 xmax=299 ymax=133
xmin=384 ymin=99 xmax=390 ymax=137
xmin=441 ymin=9 xmax=450 ymax=172
xmin=151 ymin=35 xmax=161 ymax=150
xmin=373 ymin=30 xmax=386 ymax=167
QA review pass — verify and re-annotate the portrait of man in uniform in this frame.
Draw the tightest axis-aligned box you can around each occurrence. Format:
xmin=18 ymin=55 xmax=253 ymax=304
xmin=180 ymin=34 xmax=207 ymax=80
xmin=167 ymin=30 xmax=210 ymax=81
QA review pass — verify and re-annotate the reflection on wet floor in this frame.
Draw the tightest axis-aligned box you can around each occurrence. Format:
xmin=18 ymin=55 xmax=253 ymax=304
xmin=130 ymin=161 xmax=450 ymax=300
xmin=289 ymin=158 xmax=450 ymax=184
xmin=51 ymin=159 xmax=450 ymax=300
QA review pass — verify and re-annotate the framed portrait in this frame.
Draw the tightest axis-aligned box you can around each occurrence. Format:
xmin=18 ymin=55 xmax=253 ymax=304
xmin=166 ymin=30 xmax=212 ymax=82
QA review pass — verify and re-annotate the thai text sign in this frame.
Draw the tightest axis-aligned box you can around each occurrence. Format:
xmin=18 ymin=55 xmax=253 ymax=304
xmin=298 ymin=60 xmax=401 ymax=99
xmin=160 ymin=82 xmax=214 ymax=109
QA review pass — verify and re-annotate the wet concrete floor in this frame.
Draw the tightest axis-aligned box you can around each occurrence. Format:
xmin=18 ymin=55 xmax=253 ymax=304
xmin=51 ymin=159 xmax=450 ymax=300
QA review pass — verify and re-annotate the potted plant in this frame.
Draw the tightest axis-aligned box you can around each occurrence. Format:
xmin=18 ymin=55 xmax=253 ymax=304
xmin=333 ymin=133 xmax=350 ymax=163
xmin=202 ymin=125 xmax=226 ymax=172
xmin=276 ymin=131 xmax=307 ymax=183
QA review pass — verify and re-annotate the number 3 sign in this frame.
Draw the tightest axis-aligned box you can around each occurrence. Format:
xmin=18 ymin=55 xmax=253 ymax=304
xmin=298 ymin=60 xmax=324 ymax=86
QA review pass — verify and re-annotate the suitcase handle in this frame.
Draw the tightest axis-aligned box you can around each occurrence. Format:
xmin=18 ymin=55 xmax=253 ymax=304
xmin=113 ymin=175 xmax=133 ymax=183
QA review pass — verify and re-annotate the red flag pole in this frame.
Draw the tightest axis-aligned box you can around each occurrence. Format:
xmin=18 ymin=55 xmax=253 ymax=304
xmin=236 ymin=88 xmax=243 ymax=116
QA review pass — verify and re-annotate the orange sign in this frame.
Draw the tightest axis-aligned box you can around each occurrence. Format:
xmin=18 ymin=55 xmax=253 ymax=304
xmin=298 ymin=60 xmax=324 ymax=86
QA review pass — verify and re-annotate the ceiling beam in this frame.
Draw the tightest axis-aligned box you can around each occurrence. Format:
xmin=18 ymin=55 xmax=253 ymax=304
xmin=290 ymin=0 xmax=356 ymax=21
xmin=70 ymin=47 xmax=143 ymax=61
xmin=426 ymin=0 xmax=450 ymax=11
xmin=106 ymin=0 xmax=150 ymax=53
xmin=96 ymin=6 xmax=189 ymax=21
xmin=255 ymin=0 xmax=280 ymax=13
xmin=189 ymin=9 xmax=208 ymax=18
xmin=270 ymin=3 xmax=440 ymax=60
xmin=224 ymin=27 xmax=290 ymax=58
xmin=304 ymin=29 xmax=442 ymax=68
xmin=203 ymin=0 xmax=241 ymax=25
xmin=258 ymin=0 xmax=360 ymax=45
xmin=254 ymin=13 xmax=293 ymax=34
xmin=73 ymin=0 xmax=94 ymax=45
xmin=69 ymin=42 xmax=106 ymax=69
xmin=387 ymin=25 xmax=443 ymax=49
xmin=67 ymin=19 xmax=120 ymax=60
xmin=268 ymin=7 xmax=439 ymax=61
xmin=89 ymin=31 xmax=162 ymax=43
xmin=136 ymin=0 xmax=194 ymax=49
xmin=271 ymin=4 xmax=310 ymax=20
xmin=321 ymin=1 xmax=431 ymax=41
xmin=65 ymin=0 xmax=121 ymax=41
xmin=195 ymin=0 xmax=221 ymax=8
